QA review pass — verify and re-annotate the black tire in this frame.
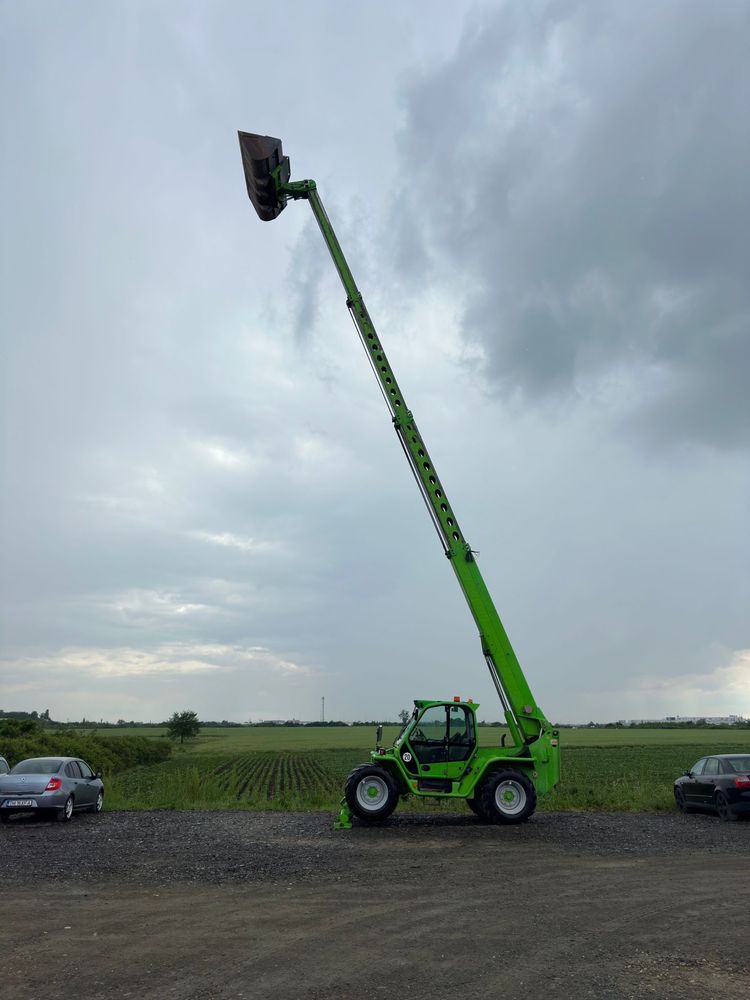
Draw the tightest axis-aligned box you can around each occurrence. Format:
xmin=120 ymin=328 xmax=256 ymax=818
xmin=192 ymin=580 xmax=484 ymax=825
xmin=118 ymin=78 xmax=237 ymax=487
xmin=479 ymin=769 xmax=537 ymax=824
xmin=715 ymin=791 xmax=738 ymax=822
xmin=674 ymin=788 xmax=694 ymax=814
xmin=466 ymin=797 xmax=489 ymax=820
xmin=56 ymin=796 xmax=74 ymax=823
xmin=91 ymin=790 xmax=104 ymax=814
xmin=344 ymin=764 xmax=399 ymax=822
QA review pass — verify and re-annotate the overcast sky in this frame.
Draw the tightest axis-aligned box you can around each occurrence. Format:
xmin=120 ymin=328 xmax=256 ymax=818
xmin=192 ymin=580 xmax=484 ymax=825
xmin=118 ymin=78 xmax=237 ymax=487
xmin=1 ymin=0 xmax=748 ymax=724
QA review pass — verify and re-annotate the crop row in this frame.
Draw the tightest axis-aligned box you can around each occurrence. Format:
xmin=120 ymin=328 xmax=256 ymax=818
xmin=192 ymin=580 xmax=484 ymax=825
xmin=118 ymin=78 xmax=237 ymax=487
xmin=212 ymin=751 xmax=358 ymax=802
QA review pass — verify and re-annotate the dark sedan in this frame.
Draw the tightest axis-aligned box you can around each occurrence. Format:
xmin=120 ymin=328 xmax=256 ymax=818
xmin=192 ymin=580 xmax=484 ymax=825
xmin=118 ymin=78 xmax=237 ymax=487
xmin=0 ymin=756 xmax=104 ymax=823
xmin=674 ymin=754 xmax=750 ymax=821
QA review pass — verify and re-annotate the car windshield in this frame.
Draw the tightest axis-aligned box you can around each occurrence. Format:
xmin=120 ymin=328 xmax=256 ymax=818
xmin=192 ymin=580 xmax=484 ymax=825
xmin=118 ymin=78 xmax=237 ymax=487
xmin=10 ymin=759 xmax=63 ymax=775
xmin=725 ymin=756 xmax=750 ymax=773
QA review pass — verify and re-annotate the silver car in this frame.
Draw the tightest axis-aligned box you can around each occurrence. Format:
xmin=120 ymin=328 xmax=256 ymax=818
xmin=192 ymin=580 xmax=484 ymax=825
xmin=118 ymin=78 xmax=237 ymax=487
xmin=0 ymin=756 xmax=104 ymax=823
xmin=0 ymin=756 xmax=9 ymax=775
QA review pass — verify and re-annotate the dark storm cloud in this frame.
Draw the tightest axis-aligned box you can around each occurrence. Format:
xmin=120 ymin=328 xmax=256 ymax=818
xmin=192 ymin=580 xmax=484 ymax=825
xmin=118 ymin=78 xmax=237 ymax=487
xmin=391 ymin=0 xmax=750 ymax=448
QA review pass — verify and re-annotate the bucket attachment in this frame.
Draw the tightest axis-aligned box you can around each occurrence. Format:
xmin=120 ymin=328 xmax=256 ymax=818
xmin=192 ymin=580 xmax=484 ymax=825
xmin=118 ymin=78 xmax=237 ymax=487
xmin=238 ymin=131 xmax=290 ymax=221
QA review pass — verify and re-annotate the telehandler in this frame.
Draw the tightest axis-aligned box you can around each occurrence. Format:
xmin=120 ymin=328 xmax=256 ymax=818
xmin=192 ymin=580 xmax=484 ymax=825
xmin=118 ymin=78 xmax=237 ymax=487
xmin=239 ymin=132 xmax=560 ymax=828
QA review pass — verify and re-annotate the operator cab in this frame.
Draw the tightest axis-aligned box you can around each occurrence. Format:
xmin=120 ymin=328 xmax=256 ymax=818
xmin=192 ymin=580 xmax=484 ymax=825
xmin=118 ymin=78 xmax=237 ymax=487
xmin=396 ymin=700 xmax=477 ymax=787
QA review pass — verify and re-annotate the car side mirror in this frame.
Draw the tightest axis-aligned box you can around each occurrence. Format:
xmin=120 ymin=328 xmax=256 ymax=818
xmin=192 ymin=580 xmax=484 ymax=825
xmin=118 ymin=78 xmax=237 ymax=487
xmin=683 ymin=770 xmax=691 ymax=777
xmin=95 ymin=771 xmax=103 ymax=779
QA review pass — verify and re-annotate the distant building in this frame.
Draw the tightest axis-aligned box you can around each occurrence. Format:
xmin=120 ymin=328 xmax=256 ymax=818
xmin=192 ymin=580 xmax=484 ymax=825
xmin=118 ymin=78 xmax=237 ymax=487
xmin=619 ymin=715 xmax=746 ymax=726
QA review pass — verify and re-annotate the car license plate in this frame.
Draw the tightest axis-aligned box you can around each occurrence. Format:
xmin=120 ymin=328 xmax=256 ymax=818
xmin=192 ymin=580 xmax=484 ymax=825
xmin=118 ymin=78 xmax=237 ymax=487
xmin=5 ymin=799 xmax=36 ymax=807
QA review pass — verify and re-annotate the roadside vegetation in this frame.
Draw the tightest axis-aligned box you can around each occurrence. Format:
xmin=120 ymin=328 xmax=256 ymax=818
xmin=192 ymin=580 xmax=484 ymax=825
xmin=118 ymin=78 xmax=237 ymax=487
xmin=0 ymin=718 xmax=171 ymax=775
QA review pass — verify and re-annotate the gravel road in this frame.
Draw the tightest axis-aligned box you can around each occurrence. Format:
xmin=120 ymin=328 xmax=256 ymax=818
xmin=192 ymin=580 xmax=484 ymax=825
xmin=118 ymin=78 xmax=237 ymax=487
xmin=1 ymin=807 xmax=748 ymax=885
xmin=2 ymin=809 xmax=749 ymax=1000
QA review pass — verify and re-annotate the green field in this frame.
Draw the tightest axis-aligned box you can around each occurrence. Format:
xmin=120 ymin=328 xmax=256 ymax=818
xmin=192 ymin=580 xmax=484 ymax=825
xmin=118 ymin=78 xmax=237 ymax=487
xmin=95 ymin=724 xmax=750 ymax=752
xmin=102 ymin=727 xmax=750 ymax=815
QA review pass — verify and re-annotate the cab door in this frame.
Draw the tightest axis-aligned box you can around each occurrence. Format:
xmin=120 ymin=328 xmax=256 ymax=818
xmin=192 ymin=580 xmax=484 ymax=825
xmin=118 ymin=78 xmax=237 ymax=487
xmin=407 ymin=705 xmax=448 ymax=779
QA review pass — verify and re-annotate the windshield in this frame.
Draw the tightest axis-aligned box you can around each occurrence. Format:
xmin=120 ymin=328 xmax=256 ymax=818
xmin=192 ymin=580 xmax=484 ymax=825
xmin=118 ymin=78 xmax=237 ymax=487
xmin=725 ymin=756 xmax=750 ymax=773
xmin=395 ymin=709 xmax=418 ymax=743
xmin=10 ymin=759 xmax=63 ymax=775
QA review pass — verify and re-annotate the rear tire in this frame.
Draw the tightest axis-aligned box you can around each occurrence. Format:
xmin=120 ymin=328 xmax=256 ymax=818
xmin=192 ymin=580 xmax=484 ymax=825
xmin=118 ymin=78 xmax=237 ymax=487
xmin=57 ymin=796 xmax=74 ymax=822
xmin=715 ymin=791 xmax=737 ymax=822
xmin=344 ymin=764 xmax=399 ymax=822
xmin=479 ymin=769 xmax=537 ymax=824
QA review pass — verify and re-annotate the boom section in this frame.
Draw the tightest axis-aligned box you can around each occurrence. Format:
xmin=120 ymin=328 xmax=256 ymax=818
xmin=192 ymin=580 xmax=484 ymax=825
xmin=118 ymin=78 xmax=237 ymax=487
xmin=280 ymin=178 xmax=548 ymax=746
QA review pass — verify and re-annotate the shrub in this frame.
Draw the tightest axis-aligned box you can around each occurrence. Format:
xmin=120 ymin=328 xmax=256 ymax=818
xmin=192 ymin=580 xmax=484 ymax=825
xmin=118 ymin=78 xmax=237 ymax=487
xmin=0 ymin=719 xmax=171 ymax=777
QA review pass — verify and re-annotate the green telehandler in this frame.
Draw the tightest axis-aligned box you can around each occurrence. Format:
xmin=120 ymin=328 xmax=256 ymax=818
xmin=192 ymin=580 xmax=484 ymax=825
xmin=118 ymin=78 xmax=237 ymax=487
xmin=238 ymin=132 xmax=560 ymax=828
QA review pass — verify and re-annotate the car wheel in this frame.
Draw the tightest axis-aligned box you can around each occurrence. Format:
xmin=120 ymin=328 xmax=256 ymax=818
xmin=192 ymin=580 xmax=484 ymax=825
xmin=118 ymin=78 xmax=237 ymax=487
xmin=715 ymin=791 xmax=737 ymax=823
xmin=674 ymin=788 xmax=694 ymax=814
xmin=479 ymin=769 xmax=537 ymax=824
xmin=56 ymin=796 xmax=74 ymax=823
xmin=92 ymin=791 xmax=104 ymax=814
xmin=344 ymin=764 xmax=399 ymax=821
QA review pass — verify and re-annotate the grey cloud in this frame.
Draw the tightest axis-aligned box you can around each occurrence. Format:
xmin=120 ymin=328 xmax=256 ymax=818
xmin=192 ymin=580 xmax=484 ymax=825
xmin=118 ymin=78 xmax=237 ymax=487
xmin=1 ymin=1 xmax=746 ymax=725
xmin=390 ymin=0 xmax=750 ymax=447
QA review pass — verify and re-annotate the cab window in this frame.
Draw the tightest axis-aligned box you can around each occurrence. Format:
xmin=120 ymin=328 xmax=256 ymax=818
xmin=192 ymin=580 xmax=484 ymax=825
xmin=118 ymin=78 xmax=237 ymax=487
xmin=447 ymin=705 xmax=475 ymax=762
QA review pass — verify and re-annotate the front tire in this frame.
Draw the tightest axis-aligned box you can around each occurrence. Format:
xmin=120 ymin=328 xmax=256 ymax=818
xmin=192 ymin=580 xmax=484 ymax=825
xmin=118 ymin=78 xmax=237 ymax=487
xmin=674 ymin=788 xmax=694 ymax=814
xmin=57 ymin=796 xmax=74 ymax=822
xmin=715 ymin=792 xmax=737 ymax=822
xmin=91 ymin=791 xmax=104 ymax=814
xmin=466 ymin=797 xmax=489 ymax=820
xmin=479 ymin=769 xmax=537 ymax=824
xmin=344 ymin=764 xmax=399 ymax=822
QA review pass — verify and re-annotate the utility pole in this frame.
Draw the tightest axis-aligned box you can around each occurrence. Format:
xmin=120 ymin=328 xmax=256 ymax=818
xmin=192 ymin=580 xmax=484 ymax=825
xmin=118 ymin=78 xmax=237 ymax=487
xmin=321 ymin=696 xmax=325 ymax=724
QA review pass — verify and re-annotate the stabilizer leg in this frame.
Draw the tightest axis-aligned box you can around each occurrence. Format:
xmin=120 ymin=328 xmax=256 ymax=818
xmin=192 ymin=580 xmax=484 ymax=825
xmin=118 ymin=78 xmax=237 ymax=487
xmin=334 ymin=798 xmax=353 ymax=830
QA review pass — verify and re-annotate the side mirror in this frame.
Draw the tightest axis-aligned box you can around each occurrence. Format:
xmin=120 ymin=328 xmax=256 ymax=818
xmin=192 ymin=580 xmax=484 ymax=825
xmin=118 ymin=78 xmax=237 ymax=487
xmin=683 ymin=770 xmax=691 ymax=777
xmin=95 ymin=771 xmax=103 ymax=780
xmin=375 ymin=725 xmax=383 ymax=748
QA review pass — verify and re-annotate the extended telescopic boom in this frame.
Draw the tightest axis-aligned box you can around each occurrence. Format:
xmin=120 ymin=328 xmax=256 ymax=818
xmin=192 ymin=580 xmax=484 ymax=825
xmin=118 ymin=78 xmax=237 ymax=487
xmin=238 ymin=131 xmax=555 ymax=754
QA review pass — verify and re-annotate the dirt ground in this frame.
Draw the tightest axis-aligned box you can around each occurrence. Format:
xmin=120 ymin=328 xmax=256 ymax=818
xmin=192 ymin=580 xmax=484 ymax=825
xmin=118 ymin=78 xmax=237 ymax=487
xmin=1 ymin=810 xmax=748 ymax=1000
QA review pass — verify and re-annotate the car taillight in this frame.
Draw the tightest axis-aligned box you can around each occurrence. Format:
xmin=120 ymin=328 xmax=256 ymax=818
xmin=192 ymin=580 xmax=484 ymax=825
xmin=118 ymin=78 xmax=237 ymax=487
xmin=734 ymin=776 xmax=750 ymax=790
xmin=45 ymin=777 xmax=62 ymax=791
